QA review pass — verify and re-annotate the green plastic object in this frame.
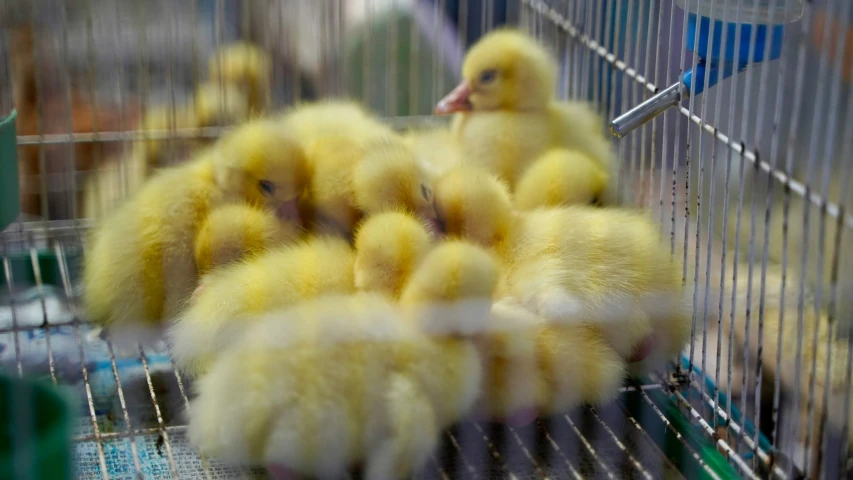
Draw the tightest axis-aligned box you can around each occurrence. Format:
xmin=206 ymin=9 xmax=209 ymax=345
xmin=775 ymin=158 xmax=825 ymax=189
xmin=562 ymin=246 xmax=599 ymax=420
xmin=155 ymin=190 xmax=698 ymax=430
xmin=0 ymin=373 xmax=74 ymax=480
xmin=0 ymin=110 xmax=19 ymax=231
xmin=0 ymin=248 xmax=84 ymax=289
xmin=345 ymin=10 xmax=459 ymax=117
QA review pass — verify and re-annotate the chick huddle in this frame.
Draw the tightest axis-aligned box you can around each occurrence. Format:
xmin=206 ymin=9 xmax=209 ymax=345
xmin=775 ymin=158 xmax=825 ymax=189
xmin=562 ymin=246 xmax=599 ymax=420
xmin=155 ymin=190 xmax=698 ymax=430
xmin=81 ymin=29 xmax=690 ymax=479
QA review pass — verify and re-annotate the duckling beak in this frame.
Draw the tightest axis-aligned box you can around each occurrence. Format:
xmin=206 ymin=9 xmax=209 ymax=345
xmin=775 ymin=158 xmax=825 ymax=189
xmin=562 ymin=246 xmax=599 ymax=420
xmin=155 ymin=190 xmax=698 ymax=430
xmin=417 ymin=204 xmax=445 ymax=238
xmin=435 ymin=80 xmax=473 ymax=115
xmin=275 ymin=194 xmax=302 ymax=223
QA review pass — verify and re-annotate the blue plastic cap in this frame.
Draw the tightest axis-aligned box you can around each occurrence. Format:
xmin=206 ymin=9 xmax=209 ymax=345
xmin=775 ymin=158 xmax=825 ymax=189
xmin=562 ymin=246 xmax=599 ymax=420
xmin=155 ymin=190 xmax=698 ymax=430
xmin=682 ymin=13 xmax=786 ymax=95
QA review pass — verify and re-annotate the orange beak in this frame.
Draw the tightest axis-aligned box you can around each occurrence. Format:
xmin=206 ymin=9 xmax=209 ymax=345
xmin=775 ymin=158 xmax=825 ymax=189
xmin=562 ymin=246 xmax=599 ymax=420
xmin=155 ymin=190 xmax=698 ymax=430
xmin=434 ymin=80 xmax=473 ymax=115
xmin=276 ymin=194 xmax=302 ymax=223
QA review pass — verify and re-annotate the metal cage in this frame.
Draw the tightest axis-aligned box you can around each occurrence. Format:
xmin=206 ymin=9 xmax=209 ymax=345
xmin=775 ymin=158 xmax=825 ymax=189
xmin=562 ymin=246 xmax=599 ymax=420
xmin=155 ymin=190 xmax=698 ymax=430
xmin=1 ymin=0 xmax=851 ymax=478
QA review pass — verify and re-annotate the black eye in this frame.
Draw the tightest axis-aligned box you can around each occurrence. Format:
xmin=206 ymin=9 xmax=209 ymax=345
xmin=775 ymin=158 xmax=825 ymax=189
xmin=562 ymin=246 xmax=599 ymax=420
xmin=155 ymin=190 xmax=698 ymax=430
xmin=259 ymin=180 xmax=277 ymax=196
xmin=420 ymin=184 xmax=432 ymax=201
xmin=479 ymin=69 xmax=498 ymax=84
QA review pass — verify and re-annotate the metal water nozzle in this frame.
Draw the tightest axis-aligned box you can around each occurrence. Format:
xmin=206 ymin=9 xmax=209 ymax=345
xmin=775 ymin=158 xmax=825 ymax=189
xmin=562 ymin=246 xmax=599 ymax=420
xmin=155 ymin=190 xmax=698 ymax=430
xmin=609 ymin=7 xmax=794 ymax=138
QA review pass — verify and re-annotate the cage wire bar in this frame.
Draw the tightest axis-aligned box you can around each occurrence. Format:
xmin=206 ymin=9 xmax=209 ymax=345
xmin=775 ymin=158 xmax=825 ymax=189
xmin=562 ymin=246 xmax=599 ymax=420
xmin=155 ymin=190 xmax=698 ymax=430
xmin=1 ymin=0 xmax=851 ymax=478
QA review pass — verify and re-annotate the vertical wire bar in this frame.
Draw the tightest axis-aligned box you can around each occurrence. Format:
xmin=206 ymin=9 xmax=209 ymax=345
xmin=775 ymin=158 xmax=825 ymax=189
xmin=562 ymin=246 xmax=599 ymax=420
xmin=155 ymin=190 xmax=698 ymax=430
xmin=22 ymin=2 xmax=49 ymax=222
xmin=821 ymin=57 xmax=853 ymax=480
xmin=736 ymin=0 xmax=781 ymax=467
xmin=615 ymin=0 xmax=633 ymax=205
xmin=27 ymin=244 xmax=57 ymax=384
xmin=688 ymin=0 xmax=721 ymax=421
xmin=628 ymin=0 xmax=646 ymax=203
xmin=111 ymin=0 xmax=130 ymax=215
xmin=362 ymin=0 xmax=372 ymax=106
xmin=636 ymin=0 xmax=656 ymax=208
xmin=771 ymin=0 xmax=812 ymax=458
xmin=591 ymin=0 xmax=606 ymax=111
xmin=213 ymin=0 xmax=225 ymax=111
xmin=137 ymin=0 xmax=151 ymax=175
xmin=480 ymin=0 xmax=488 ymax=41
xmin=438 ymin=0 xmax=447 ymax=104
xmin=409 ymin=0 xmax=420 ymax=115
xmin=83 ymin=0 xmax=101 ymax=220
xmin=292 ymin=0 xmax=302 ymax=103
xmin=600 ymin=0 xmax=615 ymax=115
xmin=808 ymin=1 xmax=851 ymax=474
xmin=730 ymin=0 xmax=766 ymax=447
xmin=748 ymin=0 xmax=786 ymax=463
xmin=648 ymin=0 xmax=667 ymax=211
xmin=791 ymin=1 xmax=836 ymax=474
xmin=272 ymin=1 xmax=285 ymax=107
xmin=136 ymin=345 xmax=179 ymax=478
xmin=44 ymin=237 xmax=147 ymax=477
xmin=698 ymin=0 xmax=730 ymax=435
xmin=83 ymin=234 xmax=162 ymax=480
xmin=717 ymin=0 xmax=740 ymax=451
xmin=838 ymin=206 xmax=853 ymax=473
xmin=387 ymin=0 xmax=398 ymax=116
xmin=624 ymin=0 xmax=641 ymax=202
xmin=54 ymin=243 xmax=110 ymax=480
xmin=754 ymin=0 xmax=804 ymax=464
xmin=458 ymin=0 xmax=469 ymax=50
xmin=167 ymin=359 xmax=214 ymax=480
xmin=609 ymin=0 xmax=627 ymax=204
xmin=658 ymin=0 xmax=680 ymax=250
xmin=165 ymin=0 xmax=178 ymax=165
xmin=680 ymin=0 xmax=701 ymax=377
xmin=719 ymin=3 xmax=750 ymax=453
xmin=189 ymin=0 xmax=200 ymax=104
xmin=562 ymin=0 xmax=574 ymax=100
xmin=432 ymin=0 xmax=441 ymax=111
xmin=1 ymin=244 xmax=24 ymax=376
xmin=580 ymin=0 xmax=593 ymax=102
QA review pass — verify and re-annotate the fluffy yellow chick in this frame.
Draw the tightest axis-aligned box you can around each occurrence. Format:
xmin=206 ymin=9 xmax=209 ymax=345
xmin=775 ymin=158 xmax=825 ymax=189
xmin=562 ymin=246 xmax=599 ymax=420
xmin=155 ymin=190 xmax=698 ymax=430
xmin=134 ymin=104 xmax=201 ymax=168
xmin=513 ymin=148 xmax=610 ymax=210
xmin=81 ymin=148 xmax=149 ymax=220
xmin=83 ymin=119 xmax=309 ymax=346
xmin=434 ymin=28 xmax=614 ymax=198
xmin=278 ymin=102 xmax=439 ymax=235
xmin=194 ymin=203 xmax=302 ymax=276
xmin=278 ymin=99 xmax=395 ymax=142
xmin=169 ymin=236 xmax=355 ymax=377
xmin=474 ymin=300 xmax=626 ymax=424
xmin=186 ymin=241 xmax=498 ymax=479
xmin=192 ymin=81 xmax=253 ymax=128
xmin=206 ymin=42 xmax=272 ymax=115
xmin=402 ymin=126 xmax=466 ymax=182
xmin=432 ymin=165 xmax=690 ymax=364
xmin=353 ymin=210 xmax=433 ymax=298
xmin=351 ymin=139 xmax=441 ymax=230
xmin=82 ymin=85 xmax=255 ymax=221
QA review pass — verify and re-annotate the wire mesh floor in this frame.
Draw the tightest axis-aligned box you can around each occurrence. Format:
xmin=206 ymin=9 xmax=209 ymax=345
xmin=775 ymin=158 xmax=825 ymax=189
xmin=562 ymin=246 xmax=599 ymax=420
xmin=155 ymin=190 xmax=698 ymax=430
xmin=0 ymin=221 xmax=741 ymax=480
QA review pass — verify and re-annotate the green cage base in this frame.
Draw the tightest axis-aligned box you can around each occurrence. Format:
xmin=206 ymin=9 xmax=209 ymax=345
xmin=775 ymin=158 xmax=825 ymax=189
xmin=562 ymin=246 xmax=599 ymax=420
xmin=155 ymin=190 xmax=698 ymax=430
xmin=0 ymin=373 xmax=74 ymax=480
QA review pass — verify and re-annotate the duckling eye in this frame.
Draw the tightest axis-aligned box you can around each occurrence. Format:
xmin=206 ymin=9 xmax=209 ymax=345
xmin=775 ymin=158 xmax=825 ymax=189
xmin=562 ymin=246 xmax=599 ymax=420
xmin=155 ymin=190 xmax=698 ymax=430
xmin=258 ymin=180 xmax=277 ymax=196
xmin=420 ymin=184 xmax=432 ymax=201
xmin=479 ymin=69 xmax=498 ymax=84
